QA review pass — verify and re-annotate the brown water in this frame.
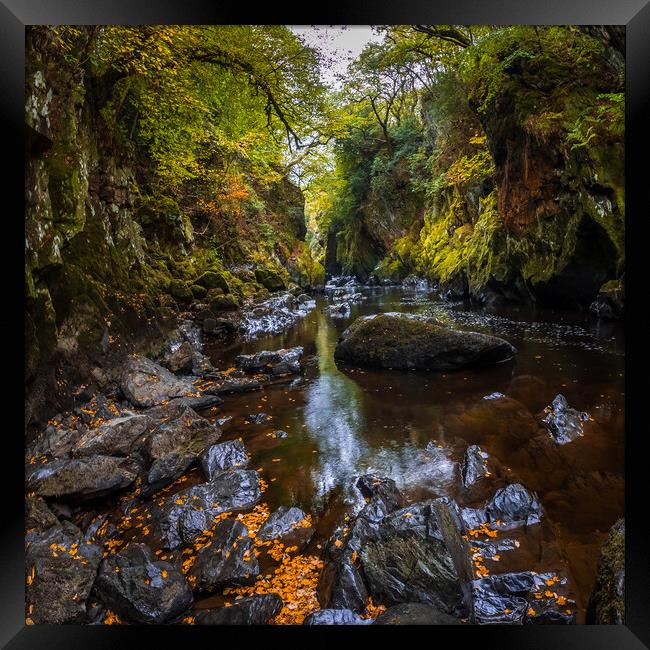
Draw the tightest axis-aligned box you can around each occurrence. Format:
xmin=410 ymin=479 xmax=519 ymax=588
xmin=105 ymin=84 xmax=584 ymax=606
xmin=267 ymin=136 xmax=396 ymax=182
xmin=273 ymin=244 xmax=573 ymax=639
xmin=204 ymin=287 xmax=624 ymax=622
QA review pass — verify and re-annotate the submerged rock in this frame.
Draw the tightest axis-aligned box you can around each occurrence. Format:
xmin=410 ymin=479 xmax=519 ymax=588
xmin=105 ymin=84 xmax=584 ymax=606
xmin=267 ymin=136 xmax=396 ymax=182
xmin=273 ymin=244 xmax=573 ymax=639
xmin=541 ymin=394 xmax=590 ymax=445
xmin=235 ymin=347 xmax=304 ymax=376
xmin=586 ymin=518 xmax=625 ymax=624
xmin=304 ymin=609 xmax=372 ymax=625
xmin=155 ymin=469 xmax=261 ymax=549
xmin=245 ymin=412 xmax=270 ymax=424
xmin=195 ymin=594 xmax=282 ymax=625
xmin=94 ymin=543 xmax=193 ymax=624
xmin=334 ymin=314 xmax=516 ymax=370
xmin=200 ymin=439 xmax=249 ymax=480
xmin=188 ymin=519 xmax=259 ymax=592
xmin=373 ymin=603 xmax=460 ymax=625
xmin=26 ymin=521 xmax=103 ymax=624
xmin=27 ymin=455 xmax=138 ymax=501
xmin=120 ymin=355 xmax=195 ymax=408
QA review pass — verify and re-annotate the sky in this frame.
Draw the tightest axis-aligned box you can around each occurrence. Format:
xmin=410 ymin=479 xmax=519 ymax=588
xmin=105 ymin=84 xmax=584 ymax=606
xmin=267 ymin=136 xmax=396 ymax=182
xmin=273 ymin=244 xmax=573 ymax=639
xmin=289 ymin=25 xmax=382 ymax=88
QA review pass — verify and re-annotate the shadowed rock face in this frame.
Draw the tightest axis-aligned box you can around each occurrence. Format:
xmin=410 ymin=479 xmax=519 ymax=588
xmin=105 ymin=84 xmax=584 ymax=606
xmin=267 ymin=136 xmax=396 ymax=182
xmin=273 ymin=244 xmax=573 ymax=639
xmin=94 ymin=543 xmax=193 ymax=624
xmin=587 ymin=519 xmax=625 ymax=624
xmin=196 ymin=594 xmax=283 ymax=625
xmin=334 ymin=314 xmax=516 ymax=371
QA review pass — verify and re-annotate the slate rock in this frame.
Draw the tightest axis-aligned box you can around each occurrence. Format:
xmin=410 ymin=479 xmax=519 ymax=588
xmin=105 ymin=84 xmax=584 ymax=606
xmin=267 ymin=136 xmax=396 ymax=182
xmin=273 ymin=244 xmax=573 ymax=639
xmin=195 ymin=594 xmax=282 ymax=625
xmin=94 ymin=543 xmax=193 ymax=624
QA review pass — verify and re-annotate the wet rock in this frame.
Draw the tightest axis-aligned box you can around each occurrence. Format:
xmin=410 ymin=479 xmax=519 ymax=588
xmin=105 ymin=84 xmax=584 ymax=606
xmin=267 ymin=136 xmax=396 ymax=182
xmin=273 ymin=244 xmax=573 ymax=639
xmin=245 ymin=412 xmax=270 ymax=424
xmin=95 ymin=543 xmax=193 ymax=624
xmin=164 ymin=340 xmax=213 ymax=376
xmin=25 ymin=495 xmax=59 ymax=534
xmin=590 ymin=279 xmax=624 ymax=320
xmin=273 ymin=430 xmax=288 ymax=438
xmin=327 ymin=302 xmax=350 ymax=317
xmin=319 ymin=476 xmax=404 ymax=612
xmin=195 ymin=594 xmax=282 ymax=625
xmin=402 ymin=275 xmax=430 ymax=291
xmin=318 ymin=557 xmax=369 ymax=612
xmin=235 ymin=347 xmax=304 ymax=376
xmin=72 ymin=413 xmax=151 ymax=457
xmin=172 ymin=394 xmax=223 ymax=411
xmin=334 ymin=314 xmax=516 ymax=371
xmin=541 ymin=394 xmax=590 ymax=445
xmin=145 ymin=407 xmax=221 ymax=465
xmin=586 ymin=518 xmax=625 ymax=624
xmin=25 ymin=521 xmax=103 ymax=624
xmin=483 ymin=392 xmax=505 ymax=400
xmin=360 ymin=498 xmax=471 ymax=613
xmin=473 ymin=591 xmax=528 ymax=624
xmin=257 ymin=506 xmax=311 ymax=543
xmin=355 ymin=474 xmax=403 ymax=515
xmin=200 ymin=439 xmax=249 ymax=480
xmin=144 ymin=452 xmax=195 ymax=496
xmin=27 ymin=455 xmax=138 ymax=501
xmin=120 ymin=355 xmax=195 ymax=408
xmin=471 ymin=571 xmax=574 ymax=625
xmin=209 ymin=293 xmax=240 ymax=312
xmin=188 ymin=519 xmax=259 ymax=592
xmin=240 ymin=293 xmax=315 ymax=337
xmin=202 ymin=372 xmax=262 ymax=395
xmin=463 ymin=483 xmax=543 ymax=530
xmin=155 ymin=469 xmax=261 ymax=548
xmin=460 ymin=445 xmax=489 ymax=489
xmin=304 ymin=609 xmax=372 ymax=625
xmin=373 ymin=603 xmax=460 ymax=625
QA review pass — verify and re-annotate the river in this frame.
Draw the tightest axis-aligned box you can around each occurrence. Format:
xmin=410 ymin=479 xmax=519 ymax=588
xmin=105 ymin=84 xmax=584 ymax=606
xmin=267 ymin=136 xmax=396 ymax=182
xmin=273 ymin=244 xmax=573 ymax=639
xmin=202 ymin=285 xmax=624 ymax=622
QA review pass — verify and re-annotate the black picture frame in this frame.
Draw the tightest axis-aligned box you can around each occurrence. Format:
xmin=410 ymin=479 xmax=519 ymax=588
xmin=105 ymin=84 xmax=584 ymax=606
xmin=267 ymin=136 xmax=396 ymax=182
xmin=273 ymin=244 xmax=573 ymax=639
xmin=4 ymin=1 xmax=647 ymax=647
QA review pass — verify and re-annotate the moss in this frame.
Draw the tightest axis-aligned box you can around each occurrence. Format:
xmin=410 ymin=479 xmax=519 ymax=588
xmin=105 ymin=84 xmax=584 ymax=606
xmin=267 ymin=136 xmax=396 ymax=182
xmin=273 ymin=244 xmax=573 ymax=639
xmin=254 ymin=268 xmax=287 ymax=292
xmin=587 ymin=519 xmax=625 ymax=624
xmin=194 ymin=270 xmax=230 ymax=293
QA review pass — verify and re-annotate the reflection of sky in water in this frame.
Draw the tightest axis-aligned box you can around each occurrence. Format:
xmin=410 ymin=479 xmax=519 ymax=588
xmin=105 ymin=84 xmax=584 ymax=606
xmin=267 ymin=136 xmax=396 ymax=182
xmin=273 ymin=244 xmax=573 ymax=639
xmin=304 ymin=308 xmax=366 ymax=506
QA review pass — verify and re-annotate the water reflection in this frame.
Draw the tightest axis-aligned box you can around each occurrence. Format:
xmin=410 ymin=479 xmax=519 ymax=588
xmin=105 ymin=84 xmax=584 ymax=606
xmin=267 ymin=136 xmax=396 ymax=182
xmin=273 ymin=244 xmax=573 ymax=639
xmin=304 ymin=307 xmax=367 ymax=507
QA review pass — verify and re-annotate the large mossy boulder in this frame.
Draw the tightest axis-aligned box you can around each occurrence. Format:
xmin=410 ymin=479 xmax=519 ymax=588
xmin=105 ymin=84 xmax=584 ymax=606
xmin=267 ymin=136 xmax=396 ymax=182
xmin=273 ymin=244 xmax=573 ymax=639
xmin=334 ymin=314 xmax=516 ymax=371
xmin=586 ymin=519 xmax=625 ymax=624
xmin=254 ymin=268 xmax=286 ymax=292
xmin=195 ymin=270 xmax=231 ymax=293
